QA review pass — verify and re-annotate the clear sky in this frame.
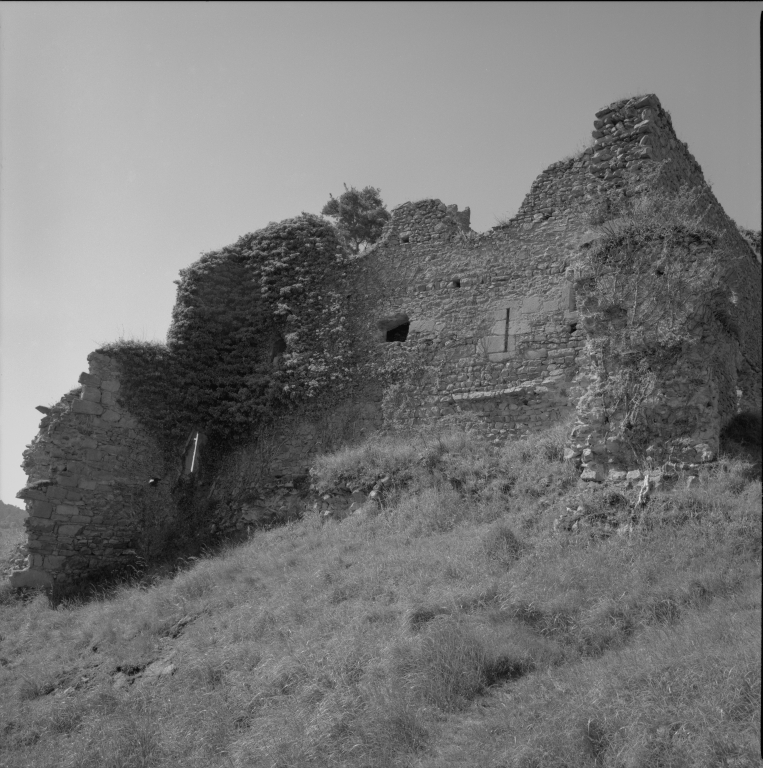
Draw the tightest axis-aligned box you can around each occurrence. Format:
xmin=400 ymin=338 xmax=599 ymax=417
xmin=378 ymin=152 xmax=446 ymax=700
xmin=1 ymin=2 xmax=760 ymax=503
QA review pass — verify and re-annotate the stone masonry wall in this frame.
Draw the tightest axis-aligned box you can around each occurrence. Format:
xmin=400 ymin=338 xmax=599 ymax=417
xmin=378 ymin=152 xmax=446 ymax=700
xmin=11 ymin=352 xmax=177 ymax=589
xmin=567 ymin=232 xmax=746 ymax=482
xmin=346 ymin=93 xmax=760 ymax=466
xmin=348 ymin=199 xmax=592 ymax=441
xmin=10 ymin=93 xmax=761 ymax=588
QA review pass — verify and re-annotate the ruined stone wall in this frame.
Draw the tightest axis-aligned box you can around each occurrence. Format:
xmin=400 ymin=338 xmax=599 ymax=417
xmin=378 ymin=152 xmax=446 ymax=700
xmin=509 ymin=94 xmax=705 ymax=228
xmin=347 ymin=92 xmax=759 ymax=467
xmin=348 ymin=198 xmax=591 ymax=439
xmin=567 ymin=232 xmax=747 ymax=481
xmin=10 ymin=93 xmax=761 ymax=588
xmin=11 ymin=352 xmax=177 ymax=589
xmin=559 ymin=96 xmax=761 ymax=480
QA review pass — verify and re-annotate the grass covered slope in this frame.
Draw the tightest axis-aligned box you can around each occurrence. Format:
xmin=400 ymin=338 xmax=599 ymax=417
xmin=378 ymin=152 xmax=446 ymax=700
xmin=0 ymin=424 xmax=760 ymax=768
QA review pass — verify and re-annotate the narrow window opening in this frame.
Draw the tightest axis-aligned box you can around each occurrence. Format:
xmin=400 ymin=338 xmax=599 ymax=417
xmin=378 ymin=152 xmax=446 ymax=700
xmin=450 ymin=279 xmax=461 ymax=288
xmin=569 ymin=322 xmax=578 ymax=334
xmin=386 ymin=322 xmax=410 ymax=342
xmin=503 ymin=309 xmax=510 ymax=353
xmin=271 ymin=335 xmax=286 ymax=361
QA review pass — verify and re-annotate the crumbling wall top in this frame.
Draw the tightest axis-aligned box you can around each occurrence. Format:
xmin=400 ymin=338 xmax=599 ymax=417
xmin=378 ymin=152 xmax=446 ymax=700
xmin=383 ymin=199 xmax=472 ymax=246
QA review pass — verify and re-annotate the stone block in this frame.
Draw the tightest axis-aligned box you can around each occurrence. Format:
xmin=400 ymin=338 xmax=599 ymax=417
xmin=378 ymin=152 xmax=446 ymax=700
xmin=100 ymin=410 xmax=121 ymax=423
xmin=57 ymin=474 xmax=80 ymax=488
xmin=81 ymin=386 xmax=102 ymax=403
xmin=409 ymin=318 xmax=436 ymax=333
xmin=101 ymin=444 xmax=128 ymax=455
xmin=581 ymin=466 xmax=605 ymax=482
xmin=17 ymin=488 xmax=48 ymax=501
xmin=57 ymin=524 xmax=82 ymax=537
xmin=101 ymin=379 xmax=120 ymax=393
xmin=43 ymin=555 xmax=66 ymax=570
xmin=27 ymin=517 xmax=55 ymax=530
xmin=101 ymin=391 xmax=117 ymax=406
xmin=30 ymin=501 xmax=53 ymax=518
xmin=9 ymin=568 xmax=54 ymax=589
xmin=79 ymin=479 xmax=98 ymax=490
xmin=72 ymin=399 xmax=104 ymax=416
xmin=55 ymin=504 xmax=79 ymax=516
xmin=626 ymin=470 xmax=642 ymax=482
xmin=78 ymin=372 xmax=101 ymax=387
xmin=522 ymin=297 xmax=542 ymax=314
xmin=480 ymin=335 xmax=505 ymax=354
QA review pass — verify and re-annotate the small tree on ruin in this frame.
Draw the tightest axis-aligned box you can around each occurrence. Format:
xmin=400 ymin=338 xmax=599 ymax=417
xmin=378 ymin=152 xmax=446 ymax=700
xmin=321 ymin=184 xmax=391 ymax=254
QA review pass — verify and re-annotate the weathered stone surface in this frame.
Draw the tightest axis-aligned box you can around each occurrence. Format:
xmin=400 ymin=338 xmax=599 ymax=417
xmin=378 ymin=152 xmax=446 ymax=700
xmin=14 ymin=351 xmax=179 ymax=588
xmin=80 ymin=386 xmax=102 ymax=403
xmin=9 ymin=568 xmax=54 ymax=589
xmin=72 ymin=399 xmax=103 ymax=416
xmin=57 ymin=525 xmax=82 ymax=537
xmin=581 ymin=466 xmax=605 ymax=483
xmin=55 ymin=504 xmax=79 ymax=516
xmin=29 ymin=502 xmax=54 ymax=518
xmin=78 ymin=372 xmax=101 ymax=387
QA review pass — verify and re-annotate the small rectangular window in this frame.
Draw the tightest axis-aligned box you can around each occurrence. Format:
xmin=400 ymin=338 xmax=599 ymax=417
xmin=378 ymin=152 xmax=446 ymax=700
xmin=503 ymin=309 xmax=510 ymax=352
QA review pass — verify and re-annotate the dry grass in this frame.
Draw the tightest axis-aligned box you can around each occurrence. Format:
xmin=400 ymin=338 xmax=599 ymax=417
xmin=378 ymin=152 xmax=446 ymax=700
xmin=0 ymin=423 xmax=759 ymax=767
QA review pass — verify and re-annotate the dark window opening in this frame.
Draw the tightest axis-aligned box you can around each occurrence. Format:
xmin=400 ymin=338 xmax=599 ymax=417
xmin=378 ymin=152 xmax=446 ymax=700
xmin=503 ymin=309 xmax=510 ymax=352
xmin=378 ymin=313 xmax=410 ymax=343
xmin=569 ymin=322 xmax=578 ymax=334
xmin=386 ymin=322 xmax=410 ymax=342
xmin=450 ymin=279 xmax=461 ymax=288
xmin=271 ymin=336 xmax=287 ymax=361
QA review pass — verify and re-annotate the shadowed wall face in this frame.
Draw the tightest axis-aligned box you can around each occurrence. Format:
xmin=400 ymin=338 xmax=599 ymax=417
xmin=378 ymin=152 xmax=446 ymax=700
xmin=12 ymin=353 xmax=177 ymax=589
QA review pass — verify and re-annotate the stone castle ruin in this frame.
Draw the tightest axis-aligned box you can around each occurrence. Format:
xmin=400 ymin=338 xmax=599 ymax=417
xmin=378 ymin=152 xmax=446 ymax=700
xmin=11 ymin=94 xmax=761 ymax=589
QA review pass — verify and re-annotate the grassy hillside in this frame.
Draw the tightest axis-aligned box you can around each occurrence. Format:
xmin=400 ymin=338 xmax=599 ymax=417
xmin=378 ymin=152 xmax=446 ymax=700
xmin=0 ymin=500 xmax=25 ymax=528
xmin=0 ymin=501 xmax=25 ymax=583
xmin=0 ymin=423 xmax=760 ymax=768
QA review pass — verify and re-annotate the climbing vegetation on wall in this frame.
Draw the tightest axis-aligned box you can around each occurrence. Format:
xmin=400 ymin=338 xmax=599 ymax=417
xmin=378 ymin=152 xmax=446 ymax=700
xmin=100 ymin=214 xmax=355 ymax=465
xmin=576 ymin=183 xmax=731 ymax=444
